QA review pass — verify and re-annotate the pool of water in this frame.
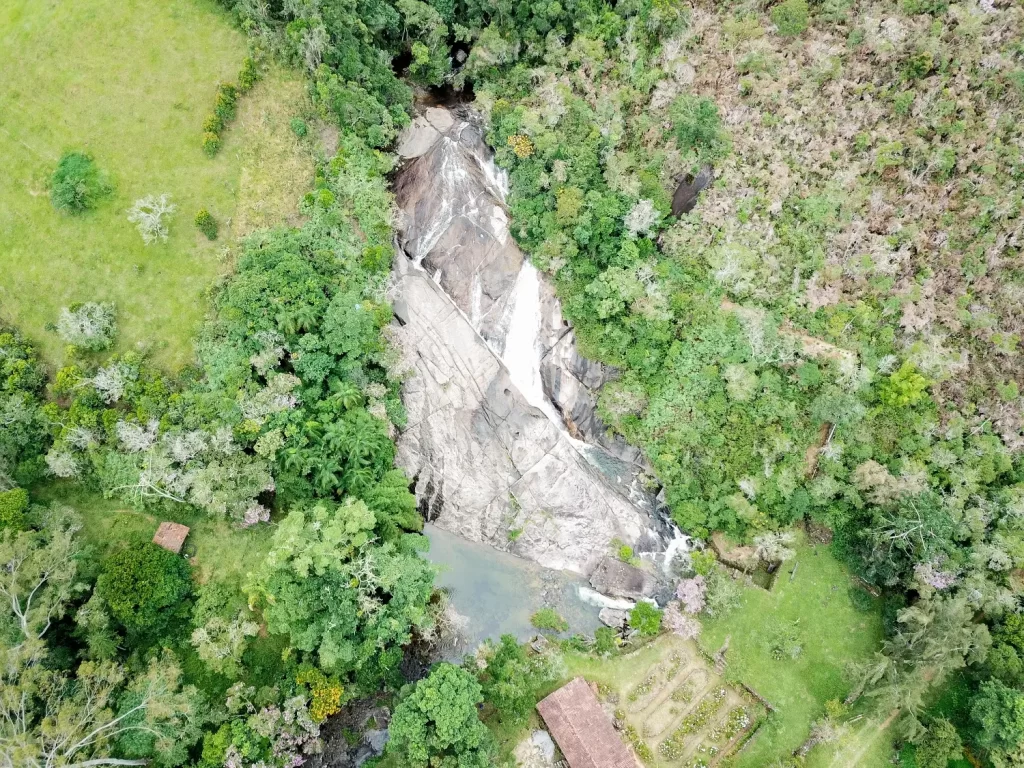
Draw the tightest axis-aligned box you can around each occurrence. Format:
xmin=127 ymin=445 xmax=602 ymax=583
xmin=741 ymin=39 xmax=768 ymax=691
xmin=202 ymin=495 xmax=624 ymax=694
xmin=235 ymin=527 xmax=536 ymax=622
xmin=422 ymin=525 xmax=603 ymax=657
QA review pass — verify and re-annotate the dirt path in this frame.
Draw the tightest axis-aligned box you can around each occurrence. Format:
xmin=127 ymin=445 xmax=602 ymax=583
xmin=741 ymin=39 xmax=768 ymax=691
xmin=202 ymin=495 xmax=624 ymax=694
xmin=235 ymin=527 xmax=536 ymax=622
xmin=824 ymin=709 xmax=899 ymax=768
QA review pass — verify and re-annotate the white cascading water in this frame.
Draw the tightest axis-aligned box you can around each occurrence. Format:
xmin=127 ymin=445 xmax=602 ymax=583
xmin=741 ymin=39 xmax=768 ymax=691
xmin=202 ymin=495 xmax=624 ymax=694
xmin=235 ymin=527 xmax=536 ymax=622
xmin=499 ymin=261 xmax=565 ymax=429
xmin=577 ymin=586 xmax=635 ymax=611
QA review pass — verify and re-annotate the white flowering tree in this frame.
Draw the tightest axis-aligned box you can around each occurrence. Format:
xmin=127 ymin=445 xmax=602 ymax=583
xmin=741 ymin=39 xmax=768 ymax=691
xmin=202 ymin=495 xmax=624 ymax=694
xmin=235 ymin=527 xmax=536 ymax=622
xmin=127 ymin=194 xmax=176 ymax=244
xmin=55 ymin=302 xmax=116 ymax=351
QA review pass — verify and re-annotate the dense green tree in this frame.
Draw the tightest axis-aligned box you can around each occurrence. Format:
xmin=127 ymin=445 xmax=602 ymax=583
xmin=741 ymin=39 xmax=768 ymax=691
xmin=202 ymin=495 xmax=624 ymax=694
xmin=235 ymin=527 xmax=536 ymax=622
xmin=851 ymin=596 xmax=990 ymax=739
xmin=388 ymin=663 xmax=495 ymax=767
xmin=247 ymin=501 xmax=434 ymax=688
xmin=49 ymin=151 xmax=110 ymax=213
xmin=478 ymin=634 xmax=550 ymax=724
xmin=96 ymin=542 xmax=193 ymax=639
xmin=0 ymin=653 xmax=205 ymax=768
xmin=970 ymin=680 xmax=1024 ymax=766
xmin=915 ymin=718 xmax=962 ymax=768
xmin=0 ymin=505 xmax=82 ymax=654
xmin=0 ymin=327 xmax=48 ymax=490
xmin=629 ymin=602 xmax=663 ymax=637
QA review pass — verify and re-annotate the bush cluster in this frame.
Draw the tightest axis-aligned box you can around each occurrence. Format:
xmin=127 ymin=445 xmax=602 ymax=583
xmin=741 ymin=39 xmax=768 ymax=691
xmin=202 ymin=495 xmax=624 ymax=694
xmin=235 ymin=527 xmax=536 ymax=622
xmin=49 ymin=151 xmax=111 ymax=213
xmin=194 ymin=208 xmax=218 ymax=240
xmin=202 ymin=56 xmax=260 ymax=156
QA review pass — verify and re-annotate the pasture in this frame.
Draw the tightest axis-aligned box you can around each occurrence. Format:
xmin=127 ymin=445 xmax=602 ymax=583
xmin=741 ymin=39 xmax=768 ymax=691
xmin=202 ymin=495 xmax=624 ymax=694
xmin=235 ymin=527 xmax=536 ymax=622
xmin=0 ymin=0 xmax=310 ymax=368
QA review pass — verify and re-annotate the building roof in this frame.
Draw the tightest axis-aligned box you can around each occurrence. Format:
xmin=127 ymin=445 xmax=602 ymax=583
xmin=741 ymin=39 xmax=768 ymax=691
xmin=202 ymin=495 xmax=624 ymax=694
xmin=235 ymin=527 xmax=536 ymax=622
xmin=536 ymin=678 xmax=636 ymax=768
xmin=589 ymin=557 xmax=656 ymax=600
xmin=152 ymin=522 xmax=190 ymax=554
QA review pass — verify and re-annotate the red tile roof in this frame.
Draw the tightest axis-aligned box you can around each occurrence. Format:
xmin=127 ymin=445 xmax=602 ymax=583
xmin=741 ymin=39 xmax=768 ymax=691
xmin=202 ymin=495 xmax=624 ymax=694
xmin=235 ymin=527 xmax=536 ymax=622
xmin=536 ymin=678 xmax=636 ymax=768
xmin=152 ymin=522 xmax=190 ymax=554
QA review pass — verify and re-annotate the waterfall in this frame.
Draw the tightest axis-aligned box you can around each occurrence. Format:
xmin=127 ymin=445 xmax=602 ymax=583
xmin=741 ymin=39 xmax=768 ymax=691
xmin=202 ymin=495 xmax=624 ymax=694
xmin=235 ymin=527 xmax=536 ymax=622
xmin=500 ymin=261 xmax=565 ymax=430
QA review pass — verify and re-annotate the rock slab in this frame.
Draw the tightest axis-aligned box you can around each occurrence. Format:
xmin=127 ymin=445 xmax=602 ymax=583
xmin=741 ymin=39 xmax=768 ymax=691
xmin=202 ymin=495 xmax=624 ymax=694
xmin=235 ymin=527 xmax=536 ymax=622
xmin=392 ymin=108 xmax=665 ymax=575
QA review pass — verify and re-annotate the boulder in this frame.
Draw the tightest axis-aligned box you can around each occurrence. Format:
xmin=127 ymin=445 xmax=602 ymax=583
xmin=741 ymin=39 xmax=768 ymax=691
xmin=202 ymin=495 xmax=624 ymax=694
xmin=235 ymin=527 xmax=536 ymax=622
xmin=589 ymin=557 xmax=657 ymax=600
xmin=598 ymin=608 xmax=631 ymax=628
xmin=513 ymin=730 xmax=556 ymax=768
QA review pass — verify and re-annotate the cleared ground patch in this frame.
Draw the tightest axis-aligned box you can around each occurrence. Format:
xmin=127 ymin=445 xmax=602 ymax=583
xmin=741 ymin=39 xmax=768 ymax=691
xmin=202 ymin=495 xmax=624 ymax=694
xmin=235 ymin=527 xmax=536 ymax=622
xmin=0 ymin=0 xmax=310 ymax=368
xmin=698 ymin=533 xmax=887 ymax=767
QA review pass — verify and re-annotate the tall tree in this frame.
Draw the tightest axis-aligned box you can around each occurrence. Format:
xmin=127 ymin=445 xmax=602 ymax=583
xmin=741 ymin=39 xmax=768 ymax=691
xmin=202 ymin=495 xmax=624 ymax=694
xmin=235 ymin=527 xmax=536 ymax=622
xmin=0 ymin=505 xmax=82 ymax=659
xmin=0 ymin=654 xmax=205 ymax=768
xmin=387 ymin=663 xmax=495 ymax=768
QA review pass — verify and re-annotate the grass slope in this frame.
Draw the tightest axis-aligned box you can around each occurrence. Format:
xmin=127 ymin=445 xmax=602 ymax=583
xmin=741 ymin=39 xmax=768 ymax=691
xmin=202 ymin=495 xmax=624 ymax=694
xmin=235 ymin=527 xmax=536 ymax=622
xmin=0 ymin=0 xmax=309 ymax=368
xmin=698 ymin=535 xmax=887 ymax=767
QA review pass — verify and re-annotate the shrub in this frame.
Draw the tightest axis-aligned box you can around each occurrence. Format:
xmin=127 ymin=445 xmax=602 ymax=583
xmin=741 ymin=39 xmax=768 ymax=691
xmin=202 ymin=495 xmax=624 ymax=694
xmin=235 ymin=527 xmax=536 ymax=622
xmin=96 ymin=542 xmax=192 ymax=637
xmin=127 ymin=194 xmax=176 ymax=244
xmin=202 ymin=113 xmax=224 ymax=134
xmin=290 ymin=117 xmax=309 ymax=138
xmin=237 ymin=56 xmax=260 ymax=92
xmin=530 ymin=607 xmax=569 ymax=632
xmin=213 ymin=83 xmax=238 ymax=123
xmin=690 ymin=549 xmax=717 ymax=576
xmin=905 ymin=50 xmax=935 ymax=80
xmin=594 ymin=626 xmax=617 ymax=654
xmin=49 ymin=151 xmax=110 ymax=213
xmin=771 ymin=0 xmax=809 ymax=36
xmin=202 ymin=131 xmax=222 ymax=157
xmin=195 ymin=208 xmax=218 ymax=240
xmin=55 ymin=301 xmax=117 ymax=351
xmin=629 ymin=602 xmax=663 ymax=636
xmin=0 ymin=488 xmax=29 ymax=530
xmin=848 ymin=586 xmax=876 ymax=613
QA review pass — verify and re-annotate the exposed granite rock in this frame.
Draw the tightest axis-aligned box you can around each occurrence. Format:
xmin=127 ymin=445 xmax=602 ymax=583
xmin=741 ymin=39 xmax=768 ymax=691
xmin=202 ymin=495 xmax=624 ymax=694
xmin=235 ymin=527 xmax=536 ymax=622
xmin=392 ymin=256 xmax=652 ymax=574
xmin=598 ymin=608 xmax=631 ymax=628
xmin=589 ymin=557 xmax=658 ymax=600
xmin=391 ymin=108 xmax=670 ymax=575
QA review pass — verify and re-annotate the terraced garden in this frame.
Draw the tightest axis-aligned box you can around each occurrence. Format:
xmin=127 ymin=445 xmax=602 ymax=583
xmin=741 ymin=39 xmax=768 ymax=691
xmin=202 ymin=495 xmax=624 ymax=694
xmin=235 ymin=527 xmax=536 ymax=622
xmin=568 ymin=634 xmax=765 ymax=767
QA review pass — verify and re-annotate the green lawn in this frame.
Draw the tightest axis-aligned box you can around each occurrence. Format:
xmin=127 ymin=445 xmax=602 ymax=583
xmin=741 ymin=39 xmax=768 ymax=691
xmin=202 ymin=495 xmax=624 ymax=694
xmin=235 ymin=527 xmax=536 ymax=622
xmin=0 ymin=0 xmax=309 ymax=369
xmin=34 ymin=482 xmax=274 ymax=589
xmin=698 ymin=533 xmax=888 ymax=767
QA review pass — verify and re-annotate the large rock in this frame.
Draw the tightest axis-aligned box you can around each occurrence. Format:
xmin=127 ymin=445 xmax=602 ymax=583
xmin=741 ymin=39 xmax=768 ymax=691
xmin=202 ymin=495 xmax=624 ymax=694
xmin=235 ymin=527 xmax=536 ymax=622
xmin=589 ymin=557 xmax=658 ymax=600
xmin=392 ymin=256 xmax=652 ymax=573
xmin=598 ymin=608 xmax=631 ymax=628
xmin=392 ymin=108 xmax=669 ymax=575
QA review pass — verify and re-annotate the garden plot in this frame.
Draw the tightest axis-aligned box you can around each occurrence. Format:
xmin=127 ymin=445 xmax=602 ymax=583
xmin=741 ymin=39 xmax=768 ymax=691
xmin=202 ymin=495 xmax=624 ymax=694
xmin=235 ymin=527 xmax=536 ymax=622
xmin=593 ymin=634 xmax=763 ymax=767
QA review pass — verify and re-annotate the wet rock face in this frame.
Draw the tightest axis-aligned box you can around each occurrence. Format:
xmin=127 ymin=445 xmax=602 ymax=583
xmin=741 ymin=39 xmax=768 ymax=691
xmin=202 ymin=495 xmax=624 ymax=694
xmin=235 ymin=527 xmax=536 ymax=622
xmin=391 ymin=107 xmax=666 ymax=575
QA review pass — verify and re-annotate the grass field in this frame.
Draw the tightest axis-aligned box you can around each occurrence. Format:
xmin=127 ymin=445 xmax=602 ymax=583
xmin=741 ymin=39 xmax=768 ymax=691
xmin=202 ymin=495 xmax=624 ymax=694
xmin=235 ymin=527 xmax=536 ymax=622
xmin=0 ymin=0 xmax=310 ymax=369
xmin=34 ymin=482 xmax=274 ymax=589
xmin=698 ymin=534 xmax=888 ymax=767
